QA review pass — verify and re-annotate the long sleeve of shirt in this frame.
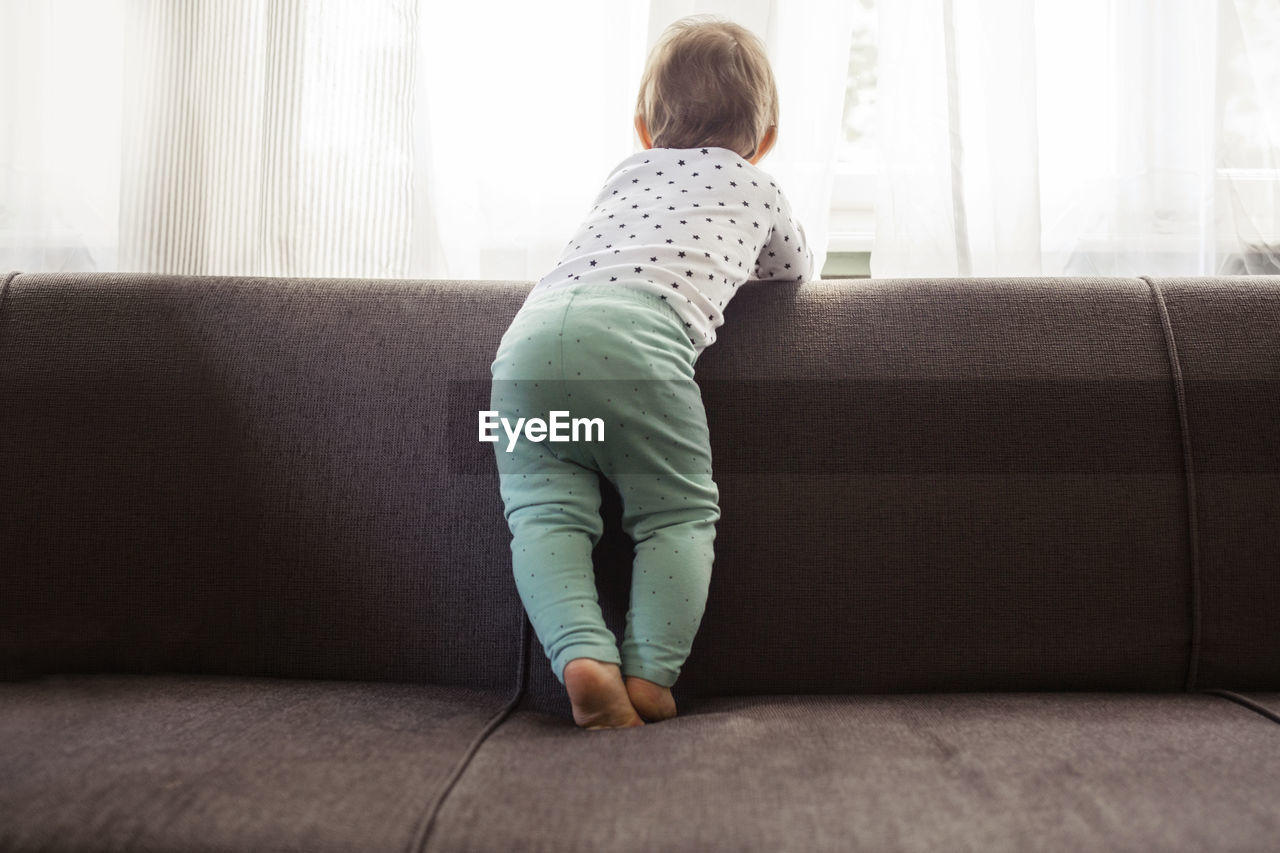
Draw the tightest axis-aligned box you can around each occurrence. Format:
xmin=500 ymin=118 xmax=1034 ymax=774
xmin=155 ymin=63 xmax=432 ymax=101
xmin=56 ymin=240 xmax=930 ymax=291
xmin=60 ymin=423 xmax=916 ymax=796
xmin=753 ymin=181 xmax=814 ymax=282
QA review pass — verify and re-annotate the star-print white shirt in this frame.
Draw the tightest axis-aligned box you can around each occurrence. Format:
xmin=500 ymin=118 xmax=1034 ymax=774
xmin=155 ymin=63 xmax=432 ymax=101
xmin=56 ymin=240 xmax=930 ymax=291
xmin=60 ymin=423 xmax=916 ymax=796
xmin=524 ymin=145 xmax=814 ymax=356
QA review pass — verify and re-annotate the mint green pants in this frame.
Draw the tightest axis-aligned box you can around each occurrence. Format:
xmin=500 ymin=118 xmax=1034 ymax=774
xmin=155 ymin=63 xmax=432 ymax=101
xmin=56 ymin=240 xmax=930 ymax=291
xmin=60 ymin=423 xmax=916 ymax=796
xmin=489 ymin=284 xmax=720 ymax=688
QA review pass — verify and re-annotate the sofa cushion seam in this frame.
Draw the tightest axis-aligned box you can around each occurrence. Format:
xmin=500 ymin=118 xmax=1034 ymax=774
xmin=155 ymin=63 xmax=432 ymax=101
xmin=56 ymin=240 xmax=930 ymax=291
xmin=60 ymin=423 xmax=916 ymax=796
xmin=409 ymin=615 xmax=531 ymax=852
xmin=1143 ymin=275 xmax=1203 ymax=692
xmin=1199 ymin=689 xmax=1280 ymax=726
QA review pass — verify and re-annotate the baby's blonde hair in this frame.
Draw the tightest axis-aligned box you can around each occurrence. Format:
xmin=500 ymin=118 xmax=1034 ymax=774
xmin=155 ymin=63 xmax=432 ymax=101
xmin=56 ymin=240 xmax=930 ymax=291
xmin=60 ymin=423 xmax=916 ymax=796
xmin=635 ymin=15 xmax=779 ymax=160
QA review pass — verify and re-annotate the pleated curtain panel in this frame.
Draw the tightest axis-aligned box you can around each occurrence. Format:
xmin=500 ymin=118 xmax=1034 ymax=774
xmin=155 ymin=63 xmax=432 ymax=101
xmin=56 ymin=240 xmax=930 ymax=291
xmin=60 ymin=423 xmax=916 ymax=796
xmin=119 ymin=0 xmax=420 ymax=279
xmin=0 ymin=0 xmax=850 ymax=280
xmin=1 ymin=0 xmax=1276 ymax=279
xmin=872 ymin=0 xmax=1280 ymax=278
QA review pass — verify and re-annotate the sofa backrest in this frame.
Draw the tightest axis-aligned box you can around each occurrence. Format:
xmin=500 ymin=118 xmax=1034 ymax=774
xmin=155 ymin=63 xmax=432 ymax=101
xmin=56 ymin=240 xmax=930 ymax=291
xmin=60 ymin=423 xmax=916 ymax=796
xmin=2 ymin=272 xmax=1277 ymax=715
xmin=672 ymin=275 xmax=1279 ymax=705
xmin=1150 ymin=277 xmax=1280 ymax=691
xmin=0 ymin=272 xmax=526 ymax=695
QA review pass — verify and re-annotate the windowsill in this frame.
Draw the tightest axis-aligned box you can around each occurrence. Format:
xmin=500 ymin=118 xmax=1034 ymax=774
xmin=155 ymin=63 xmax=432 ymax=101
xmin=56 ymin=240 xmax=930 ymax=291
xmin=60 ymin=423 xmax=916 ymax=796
xmin=820 ymin=249 xmax=872 ymax=278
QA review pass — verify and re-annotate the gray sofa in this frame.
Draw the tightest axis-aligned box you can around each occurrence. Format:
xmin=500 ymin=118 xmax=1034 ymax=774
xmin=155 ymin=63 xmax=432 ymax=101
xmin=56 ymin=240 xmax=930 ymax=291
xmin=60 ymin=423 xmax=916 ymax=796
xmin=2 ymin=269 xmax=1278 ymax=852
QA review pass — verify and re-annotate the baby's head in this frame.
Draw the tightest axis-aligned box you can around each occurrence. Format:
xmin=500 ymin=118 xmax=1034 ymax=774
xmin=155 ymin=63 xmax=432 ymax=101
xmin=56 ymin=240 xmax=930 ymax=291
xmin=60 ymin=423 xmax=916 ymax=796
xmin=635 ymin=15 xmax=778 ymax=163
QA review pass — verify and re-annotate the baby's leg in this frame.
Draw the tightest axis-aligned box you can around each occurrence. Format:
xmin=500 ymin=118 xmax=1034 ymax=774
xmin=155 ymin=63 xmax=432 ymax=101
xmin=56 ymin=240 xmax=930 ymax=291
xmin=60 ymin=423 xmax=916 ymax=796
xmin=490 ymin=306 xmax=641 ymax=730
xmin=496 ymin=440 xmax=643 ymax=730
xmin=611 ymin=378 xmax=720 ymax=712
xmin=547 ymin=289 xmax=720 ymax=719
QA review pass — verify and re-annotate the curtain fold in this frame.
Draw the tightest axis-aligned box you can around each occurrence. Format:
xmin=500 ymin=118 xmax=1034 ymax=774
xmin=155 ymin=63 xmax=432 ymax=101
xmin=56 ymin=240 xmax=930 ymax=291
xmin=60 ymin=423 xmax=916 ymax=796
xmin=2 ymin=0 xmax=847 ymax=281
xmin=119 ymin=0 xmax=418 ymax=277
xmin=7 ymin=1 xmax=1277 ymax=281
xmin=1216 ymin=0 xmax=1280 ymax=274
xmin=872 ymin=0 xmax=1279 ymax=278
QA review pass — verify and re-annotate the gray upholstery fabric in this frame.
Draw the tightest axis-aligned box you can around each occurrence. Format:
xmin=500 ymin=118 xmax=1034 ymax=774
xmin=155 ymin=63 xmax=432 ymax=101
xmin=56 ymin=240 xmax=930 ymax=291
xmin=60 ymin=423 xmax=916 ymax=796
xmin=2 ymin=271 xmax=1279 ymax=852
xmin=432 ymin=692 xmax=1280 ymax=852
xmin=0 ymin=273 xmax=527 ymax=692
xmin=5 ymin=273 xmax=1280 ymax=716
xmin=522 ymin=277 xmax=1193 ymax=714
xmin=0 ymin=673 xmax=512 ymax=852
xmin=1149 ymin=277 xmax=1280 ymax=690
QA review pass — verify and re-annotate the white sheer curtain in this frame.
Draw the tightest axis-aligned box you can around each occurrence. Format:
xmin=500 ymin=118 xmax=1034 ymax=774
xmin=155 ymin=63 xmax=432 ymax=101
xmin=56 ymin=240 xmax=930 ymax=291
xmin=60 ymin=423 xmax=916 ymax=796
xmin=412 ymin=0 xmax=851 ymax=280
xmin=872 ymin=0 xmax=1280 ymax=278
xmin=118 ymin=0 xmax=420 ymax=278
xmin=1 ymin=0 xmax=849 ymax=280
xmin=408 ymin=1 xmax=651 ymax=281
xmin=2 ymin=0 xmax=421 ymax=277
xmin=1 ymin=0 xmax=126 ymax=273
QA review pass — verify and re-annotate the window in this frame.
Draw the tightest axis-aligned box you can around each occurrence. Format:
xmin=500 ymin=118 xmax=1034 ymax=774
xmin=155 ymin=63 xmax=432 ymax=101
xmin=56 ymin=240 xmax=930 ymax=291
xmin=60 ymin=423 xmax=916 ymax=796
xmin=1216 ymin=0 xmax=1280 ymax=273
xmin=829 ymin=0 xmax=878 ymax=255
xmin=825 ymin=0 xmax=1280 ymax=276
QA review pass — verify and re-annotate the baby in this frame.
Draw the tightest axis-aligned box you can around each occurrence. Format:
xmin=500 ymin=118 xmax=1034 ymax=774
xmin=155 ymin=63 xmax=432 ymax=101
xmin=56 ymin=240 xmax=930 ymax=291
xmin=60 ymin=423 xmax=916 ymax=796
xmin=488 ymin=15 xmax=813 ymax=730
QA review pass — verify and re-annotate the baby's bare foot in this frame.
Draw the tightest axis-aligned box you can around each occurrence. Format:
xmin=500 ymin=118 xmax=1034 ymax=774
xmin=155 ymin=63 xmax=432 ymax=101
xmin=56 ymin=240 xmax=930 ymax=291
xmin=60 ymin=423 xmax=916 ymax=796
xmin=625 ymin=675 xmax=678 ymax=722
xmin=564 ymin=659 xmax=645 ymax=730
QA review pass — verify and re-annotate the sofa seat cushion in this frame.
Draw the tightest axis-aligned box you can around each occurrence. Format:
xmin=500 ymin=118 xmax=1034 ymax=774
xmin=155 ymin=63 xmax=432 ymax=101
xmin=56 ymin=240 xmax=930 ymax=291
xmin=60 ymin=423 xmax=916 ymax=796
xmin=432 ymin=692 xmax=1280 ymax=852
xmin=0 ymin=673 xmax=513 ymax=852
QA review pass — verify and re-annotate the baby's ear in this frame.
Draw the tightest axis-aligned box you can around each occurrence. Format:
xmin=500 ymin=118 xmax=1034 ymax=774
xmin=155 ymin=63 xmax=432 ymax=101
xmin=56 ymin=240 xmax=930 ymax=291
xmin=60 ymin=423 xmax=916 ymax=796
xmin=635 ymin=115 xmax=653 ymax=149
xmin=753 ymin=125 xmax=778 ymax=162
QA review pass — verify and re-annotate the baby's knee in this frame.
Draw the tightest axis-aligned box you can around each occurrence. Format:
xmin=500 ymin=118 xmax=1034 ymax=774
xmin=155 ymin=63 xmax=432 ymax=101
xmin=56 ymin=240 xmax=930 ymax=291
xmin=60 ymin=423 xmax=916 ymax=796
xmin=507 ymin=501 xmax=604 ymax=543
xmin=628 ymin=505 xmax=718 ymax=544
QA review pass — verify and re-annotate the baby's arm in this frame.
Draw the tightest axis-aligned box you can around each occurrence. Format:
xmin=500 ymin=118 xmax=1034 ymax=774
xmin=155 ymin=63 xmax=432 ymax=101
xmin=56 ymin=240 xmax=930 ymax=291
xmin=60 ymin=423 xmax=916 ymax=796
xmin=752 ymin=185 xmax=815 ymax=282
